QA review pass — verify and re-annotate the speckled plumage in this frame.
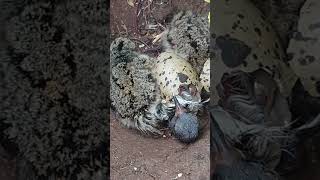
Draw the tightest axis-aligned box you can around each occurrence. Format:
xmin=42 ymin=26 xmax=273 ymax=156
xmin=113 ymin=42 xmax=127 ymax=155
xmin=111 ymin=37 xmax=171 ymax=135
xmin=162 ymin=11 xmax=209 ymax=75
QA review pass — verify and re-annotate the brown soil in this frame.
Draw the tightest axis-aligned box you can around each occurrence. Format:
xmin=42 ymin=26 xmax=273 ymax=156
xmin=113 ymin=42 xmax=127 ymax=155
xmin=110 ymin=0 xmax=209 ymax=55
xmin=110 ymin=112 xmax=210 ymax=180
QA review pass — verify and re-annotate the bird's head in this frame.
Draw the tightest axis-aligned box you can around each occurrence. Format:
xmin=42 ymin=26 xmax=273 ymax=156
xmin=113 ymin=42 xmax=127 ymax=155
xmin=175 ymin=84 xmax=204 ymax=112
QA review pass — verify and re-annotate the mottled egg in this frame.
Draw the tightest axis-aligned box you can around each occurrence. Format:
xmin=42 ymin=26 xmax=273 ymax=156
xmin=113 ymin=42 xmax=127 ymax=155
xmin=287 ymin=0 xmax=320 ymax=97
xmin=153 ymin=51 xmax=202 ymax=101
xmin=200 ymin=58 xmax=210 ymax=93
xmin=211 ymin=0 xmax=298 ymax=101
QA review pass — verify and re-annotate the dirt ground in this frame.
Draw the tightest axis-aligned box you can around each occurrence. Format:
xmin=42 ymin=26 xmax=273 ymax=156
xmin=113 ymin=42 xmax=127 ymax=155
xmin=110 ymin=0 xmax=209 ymax=54
xmin=110 ymin=112 xmax=210 ymax=180
xmin=110 ymin=0 xmax=210 ymax=179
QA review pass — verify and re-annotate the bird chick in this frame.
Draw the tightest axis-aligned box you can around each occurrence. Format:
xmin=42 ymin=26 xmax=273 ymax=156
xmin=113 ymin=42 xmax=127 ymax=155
xmin=210 ymin=107 xmax=281 ymax=180
xmin=169 ymin=96 xmax=199 ymax=143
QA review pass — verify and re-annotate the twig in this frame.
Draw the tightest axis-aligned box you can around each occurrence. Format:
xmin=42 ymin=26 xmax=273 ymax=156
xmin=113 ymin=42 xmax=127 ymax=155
xmin=157 ymin=22 xmax=166 ymax=30
xmin=116 ymin=24 xmax=127 ymax=36
xmin=152 ymin=31 xmax=165 ymax=44
xmin=130 ymin=38 xmax=150 ymax=48
xmin=136 ymin=0 xmax=144 ymax=34
xmin=121 ymin=20 xmax=128 ymax=35
xmin=142 ymin=46 xmax=162 ymax=54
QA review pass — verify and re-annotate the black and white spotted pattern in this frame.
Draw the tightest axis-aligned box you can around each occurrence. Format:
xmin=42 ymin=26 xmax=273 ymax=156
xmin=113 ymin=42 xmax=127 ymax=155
xmin=211 ymin=0 xmax=298 ymax=101
xmin=287 ymin=0 xmax=320 ymax=97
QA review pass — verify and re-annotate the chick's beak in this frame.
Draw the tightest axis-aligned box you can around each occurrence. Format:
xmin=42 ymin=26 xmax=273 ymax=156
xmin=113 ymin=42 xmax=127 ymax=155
xmin=188 ymin=84 xmax=198 ymax=96
xmin=173 ymin=96 xmax=185 ymax=116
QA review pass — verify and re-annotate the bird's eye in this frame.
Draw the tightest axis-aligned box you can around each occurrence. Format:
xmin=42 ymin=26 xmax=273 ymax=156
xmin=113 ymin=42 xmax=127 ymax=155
xmin=179 ymin=84 xmax=188 ymax=91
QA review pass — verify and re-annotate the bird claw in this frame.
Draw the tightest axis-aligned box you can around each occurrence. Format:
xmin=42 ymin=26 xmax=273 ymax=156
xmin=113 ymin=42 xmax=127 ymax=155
xmin=141 ymin=124 xmax=163 ymax=136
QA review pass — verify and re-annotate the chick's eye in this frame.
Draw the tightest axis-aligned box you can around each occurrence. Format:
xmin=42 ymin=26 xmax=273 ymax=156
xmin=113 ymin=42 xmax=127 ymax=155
xmin=179 ymin=84 xmax=188 ymax=90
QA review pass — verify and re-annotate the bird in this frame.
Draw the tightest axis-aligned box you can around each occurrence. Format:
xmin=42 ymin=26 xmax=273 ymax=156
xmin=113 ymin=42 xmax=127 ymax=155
xmin=110 ymin=37 xmax=206 ymax=143
xmin=214 ymin=69 xmax=320 ymax=172
xmin=210 ymin=106 xmax=281 ymax=180
xmin=161 ymin=10 xmax=209 ymax=75
xmin=169 ymin=92 xmax=199 ymax=143
xmin=216 ymin=70 xmax=266 ymax=125
xmin=210 ymin=103 xmax=320 ymax=179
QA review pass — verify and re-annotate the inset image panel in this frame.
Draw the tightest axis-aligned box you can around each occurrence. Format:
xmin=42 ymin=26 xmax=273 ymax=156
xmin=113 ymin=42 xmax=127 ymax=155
xmin=110 ymin=0 xmax=210 ymax=179
xmin=0 ymin=0 xmax=109 ymax=179
xmin=210 ymin=0 xmax=320 ymax=179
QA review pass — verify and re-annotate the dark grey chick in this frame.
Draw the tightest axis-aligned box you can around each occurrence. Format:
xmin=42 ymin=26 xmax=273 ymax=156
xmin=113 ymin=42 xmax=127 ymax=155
xmin=169 ymin=83 xmax=210 ymax=143
xmin=210 ymin=103 xmax=320 ymax=179
xmin=210 ymin=108 xmax=281 ymax=180
xmin=169 ymin=96 xmax=199 ymax=143
xmin=215 ymin=70 xmax=320 ymax=172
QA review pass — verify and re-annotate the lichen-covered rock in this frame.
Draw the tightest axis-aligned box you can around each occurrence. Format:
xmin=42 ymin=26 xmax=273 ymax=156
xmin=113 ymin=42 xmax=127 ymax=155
xmin=287 ymin=0 xmax=320 ymax=97
xmin=0 ymin=0 xmax=108 ymax=179
xmin=211 ymin=0 xmax=298 ymax=101
xmin=162 ymin=11 xmax=209 ymax=75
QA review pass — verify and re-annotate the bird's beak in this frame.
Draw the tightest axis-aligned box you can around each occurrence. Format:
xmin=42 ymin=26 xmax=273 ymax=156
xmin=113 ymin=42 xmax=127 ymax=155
xmin=189 ymin=84 xmax=198 ymax=96
xmin=173 ymin=96 xmax=184 ymax=116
